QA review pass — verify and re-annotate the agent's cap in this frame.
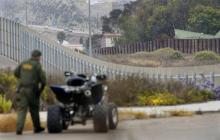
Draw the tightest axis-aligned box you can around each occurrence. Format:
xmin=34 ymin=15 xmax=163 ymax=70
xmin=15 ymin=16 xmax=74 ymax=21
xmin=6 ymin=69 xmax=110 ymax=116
xmin=31 ymin=50 xmax=42 ymax=57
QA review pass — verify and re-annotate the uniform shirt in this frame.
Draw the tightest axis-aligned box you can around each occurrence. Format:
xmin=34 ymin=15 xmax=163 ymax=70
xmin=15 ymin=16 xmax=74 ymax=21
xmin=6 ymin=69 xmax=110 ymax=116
xmin=14 ymin=59 xmax=46 ymax=89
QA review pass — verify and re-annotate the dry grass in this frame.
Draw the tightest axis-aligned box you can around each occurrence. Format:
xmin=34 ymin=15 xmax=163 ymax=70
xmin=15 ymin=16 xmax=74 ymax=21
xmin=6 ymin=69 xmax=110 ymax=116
xmin=119 ymin=111 xmax=149 ymax=120
xmin=135 ymin=112 xmax=150 ymax=119
xmin=119 ymin=110 xmax=195 ymax=121
xmin=0 ymin=113 xmax=33 ymax=132
xmin=165 ymin=110 xmax=194 ymax=117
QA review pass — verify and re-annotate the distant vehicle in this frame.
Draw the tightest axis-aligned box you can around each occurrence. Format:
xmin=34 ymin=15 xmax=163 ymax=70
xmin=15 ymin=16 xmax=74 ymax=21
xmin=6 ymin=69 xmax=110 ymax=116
xmin=64 ymin=28 xmax=72 ymax=32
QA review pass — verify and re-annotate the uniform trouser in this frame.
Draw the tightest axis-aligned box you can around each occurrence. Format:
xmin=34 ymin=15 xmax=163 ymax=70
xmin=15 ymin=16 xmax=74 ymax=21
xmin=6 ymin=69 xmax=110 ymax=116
xmin=16 ymin=87 xmax=41 ymax=132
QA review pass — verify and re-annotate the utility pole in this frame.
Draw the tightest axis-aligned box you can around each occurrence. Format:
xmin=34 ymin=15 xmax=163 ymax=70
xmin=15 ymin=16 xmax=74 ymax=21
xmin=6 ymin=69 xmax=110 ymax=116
xmin=88 ymin=0 xmax=92 ymax=56
xmin=25 ymin=0 xmax=28 ymax=25
xmin=96 ymin=13 xmax=99 ymax=30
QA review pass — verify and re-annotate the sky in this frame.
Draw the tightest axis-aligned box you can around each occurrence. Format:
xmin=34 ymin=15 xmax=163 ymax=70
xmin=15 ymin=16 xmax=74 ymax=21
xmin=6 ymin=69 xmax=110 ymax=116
xmin=90 ymin=0 xmax=116 ymax=4
xmin=90 ymin=0 xmax=136 ymax=5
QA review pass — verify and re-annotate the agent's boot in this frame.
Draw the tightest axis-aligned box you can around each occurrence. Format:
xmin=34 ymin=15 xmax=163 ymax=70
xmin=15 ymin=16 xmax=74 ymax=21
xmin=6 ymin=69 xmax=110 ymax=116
xmin=16 ymin=130 xmax=22 ymax=135
xmin=34 ymin=127 xmax=45 ymax=133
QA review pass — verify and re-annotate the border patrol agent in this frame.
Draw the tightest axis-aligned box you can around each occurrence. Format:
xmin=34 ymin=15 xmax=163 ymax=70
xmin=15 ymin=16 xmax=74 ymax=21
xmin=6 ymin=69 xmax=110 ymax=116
xmin=14 ymin=50 xmax=46 ymax=135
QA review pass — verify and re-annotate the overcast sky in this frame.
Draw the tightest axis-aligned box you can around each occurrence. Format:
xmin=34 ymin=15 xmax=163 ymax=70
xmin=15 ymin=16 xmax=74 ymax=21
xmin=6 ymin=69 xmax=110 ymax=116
xmin=90 ymin=0 xmax=116 ymax=4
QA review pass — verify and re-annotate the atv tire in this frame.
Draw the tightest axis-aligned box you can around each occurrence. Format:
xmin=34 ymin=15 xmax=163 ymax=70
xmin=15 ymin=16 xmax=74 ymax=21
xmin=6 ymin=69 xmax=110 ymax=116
xmin=62 ymin=121 xmax=69 ymax=130
xmin=47 ymin=105 xmax=63 ymax=133
xmin=93 ymin=105 xmax=108 ymax=133
xmin=108 ymin=103 xmax=118 ymax=129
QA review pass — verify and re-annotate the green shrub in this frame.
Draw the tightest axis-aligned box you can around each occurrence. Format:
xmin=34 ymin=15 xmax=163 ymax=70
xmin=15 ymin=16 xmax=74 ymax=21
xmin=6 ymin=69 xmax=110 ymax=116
xmin=194 ymin=51 xmax=220 ymax=61
xmin=170 ymin=51 xmax=184 ymax=60
xmin=152 ymin=48 xmax=184 ymax=60
xmin=41 ymin=86 xmax=56 ymax=105
xmin=0 ymin=71 xmax=17 ymax=108
xmin=184 ymin=88 xmax=213 ymax=103
xmin=0 ymin=71 xmax=17 ymax=91
xmin=0 ymin=95 xmax=12 ymax=113
xmin=0 ymin=71 xmax=58 ymax=111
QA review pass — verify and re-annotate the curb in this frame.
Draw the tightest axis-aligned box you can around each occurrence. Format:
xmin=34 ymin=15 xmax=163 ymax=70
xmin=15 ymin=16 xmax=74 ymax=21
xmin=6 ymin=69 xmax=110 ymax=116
xmin=40 ymin=101 xmax=220 ymax=121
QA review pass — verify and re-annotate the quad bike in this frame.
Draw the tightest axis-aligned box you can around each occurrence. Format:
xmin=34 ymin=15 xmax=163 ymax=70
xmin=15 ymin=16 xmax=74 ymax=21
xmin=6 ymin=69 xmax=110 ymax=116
xmin=47 ymin=72 xmax=118 ymax=133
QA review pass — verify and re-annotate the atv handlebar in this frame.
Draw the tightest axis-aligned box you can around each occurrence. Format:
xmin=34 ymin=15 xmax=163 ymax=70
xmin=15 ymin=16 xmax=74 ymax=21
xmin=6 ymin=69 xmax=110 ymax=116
xmin=64 ymin=71 xmax=107 ymax=81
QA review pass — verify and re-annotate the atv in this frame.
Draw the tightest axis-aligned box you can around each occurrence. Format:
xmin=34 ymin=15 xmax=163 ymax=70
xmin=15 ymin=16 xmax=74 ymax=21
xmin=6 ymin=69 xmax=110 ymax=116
xmin=47 ymin=72 xmax=118 ymax=133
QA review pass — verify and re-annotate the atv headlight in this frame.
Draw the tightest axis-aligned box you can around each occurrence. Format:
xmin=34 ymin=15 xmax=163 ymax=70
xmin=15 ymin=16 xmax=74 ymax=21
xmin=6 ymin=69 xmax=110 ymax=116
xmin=64 ymin=86 xmax=71 ymax=93
xmin=63 ymin=86 xmax=79 ymax=93
xmin=75 ymin=87 xmax=80 ymax=93
xmin=103 ymin=85 xmax=108 ymax=91
xmin=84 ymin=90 xmax=92 ymax=97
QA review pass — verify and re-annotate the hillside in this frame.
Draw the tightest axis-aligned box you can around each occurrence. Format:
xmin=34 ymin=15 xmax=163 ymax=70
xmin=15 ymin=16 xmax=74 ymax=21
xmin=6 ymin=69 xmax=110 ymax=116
xmin=0 ymin=0 xmax=90 ymax=27
xmin=96 ymin=48 xmax=220 ymax=67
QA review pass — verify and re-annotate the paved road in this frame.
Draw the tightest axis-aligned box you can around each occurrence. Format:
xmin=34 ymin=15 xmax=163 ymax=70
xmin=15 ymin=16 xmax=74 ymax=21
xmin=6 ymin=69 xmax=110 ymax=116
xmin=1 ymin=113 xmax=220 ymax=140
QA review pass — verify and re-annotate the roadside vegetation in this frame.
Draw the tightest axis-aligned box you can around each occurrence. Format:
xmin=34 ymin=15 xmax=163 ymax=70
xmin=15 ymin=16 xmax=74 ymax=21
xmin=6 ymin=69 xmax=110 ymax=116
xmin=108 ymin=76 xmax=214 ymax=106
xmin=0 ymin=69 xmax=58 ymax=113
xmin=98 ymin=48 xmax=220 ymax=67
xmin=0 ymin=70 xmax=206 ymax=132
xmin=0 ymin=69 xmax=214 ymax=112
xmin=0 ymin=114 xmax=33 ymax=132
xmin=119 ymin=110 xmax=194 ymax=121
xmin=194 ymin=51 xmax=220 ymax=61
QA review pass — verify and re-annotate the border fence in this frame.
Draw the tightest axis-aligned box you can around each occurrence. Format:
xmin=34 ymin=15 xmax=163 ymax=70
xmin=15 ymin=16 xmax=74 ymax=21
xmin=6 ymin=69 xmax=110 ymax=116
xmin=94 ymin=38 xmax=220 ymax=55
xmin=1 ymin=17 xmax=220 ymax=81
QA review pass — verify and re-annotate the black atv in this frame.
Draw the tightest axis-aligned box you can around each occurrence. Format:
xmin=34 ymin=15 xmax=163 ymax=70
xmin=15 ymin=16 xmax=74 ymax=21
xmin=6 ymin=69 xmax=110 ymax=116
xmin=47 ymin=72 xmax=118 ymax=133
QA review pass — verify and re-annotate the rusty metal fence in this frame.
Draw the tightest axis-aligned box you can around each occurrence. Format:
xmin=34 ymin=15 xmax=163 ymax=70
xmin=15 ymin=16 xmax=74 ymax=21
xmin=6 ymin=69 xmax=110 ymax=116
xmin=94 ymin=39 xmax=220 ymax=55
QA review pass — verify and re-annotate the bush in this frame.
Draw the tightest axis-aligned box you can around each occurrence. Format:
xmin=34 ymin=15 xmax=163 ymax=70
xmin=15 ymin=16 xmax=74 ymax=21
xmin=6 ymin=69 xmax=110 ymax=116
xmin=194 ymin=51 xmax=220 ymax=61
xmin=0 ymin=70 xmax=17 ymax=106
xmin=138 ymin=92 xmax=184 ymax=106
xmin=170 ymin=51 xmax=184 ymax=59
xmin=0 ymin=95 xmax=12 ymax=113
xmin=108 ymin=76 xmax=141 ymax=106
xmin=108 ymin=76 xmax=214 ymax=106
xmin=153 ymin=48 xmax=184 ymax=60
xmin=184 ymin=88 xmax=214 ymax=103
xmin=41 ymin=86 xmax=56 ymax=105
xmin=57 ymin=31 xmax=66 ymax=44
xmin=0 ymin=70 xmax=58 ymax=111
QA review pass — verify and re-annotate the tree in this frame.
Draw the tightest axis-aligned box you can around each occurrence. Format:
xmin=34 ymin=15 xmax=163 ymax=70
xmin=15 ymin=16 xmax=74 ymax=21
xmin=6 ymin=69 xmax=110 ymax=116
xmin=79 ymin=37 xmax=83 ymax=44
xmin=188 ymin=5 xmax=220 ymax=35
xmin=102 ymin=16 xmax=113 ymax=33
xmin=109 ymin=9 xmax=122 ymax=24
xmin=57 ymin=31 xmax=66 ymax=44
xmin=85 ymin=34 xmax=102 ymax=50
xmin=118 ymin=16 xmax=141 ymax=43
xmin=104 ymin=0 xmax=220 ymax=44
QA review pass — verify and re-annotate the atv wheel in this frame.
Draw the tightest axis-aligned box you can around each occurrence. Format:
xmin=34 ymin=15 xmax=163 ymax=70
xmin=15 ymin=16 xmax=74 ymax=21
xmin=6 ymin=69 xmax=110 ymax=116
xmin=93 ymin=105 xmax=108 ymax=133
xmin=47 ymin=105 xmax=63 ymax=133
xmin=62 ymin=121 xmax=69 ymax=130
xmin=108 ymin=103 xmax=118 ymax=129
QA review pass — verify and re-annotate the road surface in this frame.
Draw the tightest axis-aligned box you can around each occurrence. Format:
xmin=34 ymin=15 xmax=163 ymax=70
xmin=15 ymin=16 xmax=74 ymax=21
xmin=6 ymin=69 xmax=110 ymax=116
xmin=0 ymin=113 xmax=220 ymax=140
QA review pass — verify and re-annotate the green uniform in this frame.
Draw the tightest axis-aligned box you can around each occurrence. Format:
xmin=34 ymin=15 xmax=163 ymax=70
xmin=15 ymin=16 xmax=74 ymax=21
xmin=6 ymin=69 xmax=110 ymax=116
xmin=14 ymin=58 xmax=46 ymax=133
